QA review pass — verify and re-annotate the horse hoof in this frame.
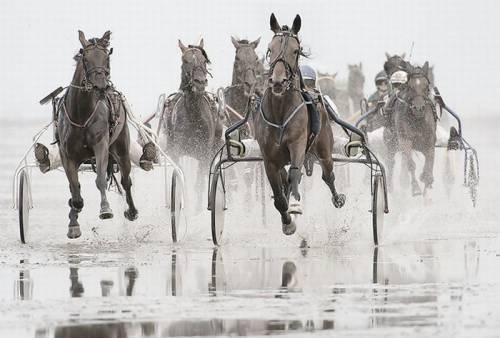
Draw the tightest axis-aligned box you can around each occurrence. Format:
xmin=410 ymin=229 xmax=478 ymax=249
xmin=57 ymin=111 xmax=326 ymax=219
xmin=333 ymin=194 xmax=346 ymax=208
xmin=99 ymin=207 xmax=114 ymax=220
xmin=412 ymin=185 xmax=422 ymax=196
xmin=282 ymin=217 xmax=297 ymax=236
xmin=124 ymin=209 xmax=138 ymax=221
xmin=67 ymin=225 xmax=81 ymax=239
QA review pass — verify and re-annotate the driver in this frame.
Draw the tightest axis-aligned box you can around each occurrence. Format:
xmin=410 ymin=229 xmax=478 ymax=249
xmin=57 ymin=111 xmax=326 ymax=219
xmin=367 ymin=71 xmax=390 ymax=109
xmin=299 ymin=64 xmax=321 ymax=148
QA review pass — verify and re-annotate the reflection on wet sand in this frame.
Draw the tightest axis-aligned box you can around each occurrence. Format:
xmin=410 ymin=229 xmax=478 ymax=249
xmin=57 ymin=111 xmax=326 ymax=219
xmin=14 ymin=259 xmax=33 ymax=301
xmin=5 ymin=239 xmax=489 ymax=337
xmin=51 ymin=318 xmax=326 ymax=338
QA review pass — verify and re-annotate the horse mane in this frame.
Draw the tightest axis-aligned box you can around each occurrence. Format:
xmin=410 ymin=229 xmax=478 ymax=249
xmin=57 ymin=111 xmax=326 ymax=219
xmin=187 ymin=45 xmax=211 ymax=64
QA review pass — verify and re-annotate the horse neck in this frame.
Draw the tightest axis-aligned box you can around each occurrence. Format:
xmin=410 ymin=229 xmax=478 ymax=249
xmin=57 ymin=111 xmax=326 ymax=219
xmin=227 ymin=84 xmax=247 ymax=111
xmin=265 ymin=88 xmax=301 ymax=123
xmin=183 ymin=89 xmax=208 ymax=120
xmin=67 ymin=62 xmax=100 ymax=120
xmin=348 ymin=77 xmax=363 ymax=101
xmin=231 ymin=64 xmax=240 ymax=86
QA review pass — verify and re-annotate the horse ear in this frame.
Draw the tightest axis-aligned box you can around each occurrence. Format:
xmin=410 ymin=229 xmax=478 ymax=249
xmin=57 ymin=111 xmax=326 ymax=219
xmin=359 ymin=62 xmax=363 ymax=70
xmin=199 ymin=38 xmax=204 ymax=49
xmin=100 ymin=30 xmax=111 ymax=47
xmin=385 ymin=52 xmax=391 ymax=60
xmin=422 ymin=61 xmax=429 ymax=76
xmin=178 ymin=39 xmax=187 ymax=53
xmin=251 ymin=37 xmax=261 ymax=49
xmin=333 ymin=72 xmax=338 ymax=79
xmin=78 ymin=30 xmax=90 ymax=48
xmin=231 ymin=36 xmax=239 ymax=49
xmin=291 ymin=14 xmax=301 ymax=34
xmin=270 ymin=13 xmax=280 ymax=33
xmin=401 ymin=52 xmax=406 ymax=59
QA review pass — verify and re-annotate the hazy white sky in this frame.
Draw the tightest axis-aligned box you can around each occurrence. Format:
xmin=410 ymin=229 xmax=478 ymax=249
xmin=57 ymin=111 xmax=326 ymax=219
xmin=1 ymin=0 xmax=498 ymax=120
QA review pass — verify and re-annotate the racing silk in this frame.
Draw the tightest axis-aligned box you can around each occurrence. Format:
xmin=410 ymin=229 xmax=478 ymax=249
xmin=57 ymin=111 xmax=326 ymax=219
xmin=367 ymin=90 xmax=389 ymax=109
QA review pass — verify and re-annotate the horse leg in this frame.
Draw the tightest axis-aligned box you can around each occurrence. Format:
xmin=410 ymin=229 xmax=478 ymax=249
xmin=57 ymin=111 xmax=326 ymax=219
xmin=264 ymin=161 xmax=294 ymax=235
xmin=383 ymin=129 xmax=396 ymax=191
xmin=114 ymin=152 xmax=138 ymax=221
xmin=420 ymin=146 xmax=435 ymax=193
xmin=61 ymin=156 xmax=83 ymax=239
xmin=315 ymin=138 xmax=346 ymax=208
xmin=287 ymin=141 xmax=306 ymax=214
xmin=93 ymin=139 xmax=113 ymax=219
xmin=401 ymin=143 xmax=421 ymax=196
xmin=196 ymin=158 xmax=208 ymax=210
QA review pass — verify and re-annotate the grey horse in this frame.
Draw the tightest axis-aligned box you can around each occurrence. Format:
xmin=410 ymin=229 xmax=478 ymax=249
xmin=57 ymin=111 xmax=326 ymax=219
xmin=224 ymin=36 xmax=264 ymax=138
xmin=388 ymin=62 xmax=437 ymax=196
xmin=163 ymin=39 xmax=223 ymax=207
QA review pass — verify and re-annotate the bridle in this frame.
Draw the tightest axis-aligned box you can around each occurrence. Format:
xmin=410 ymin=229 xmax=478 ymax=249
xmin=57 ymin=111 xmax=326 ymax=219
xmin=396 ymin=72 xmax=435 ymax=119
xmin=233 ymin=44 xmax=262 ymax=88
xmin=72 ymin=42 xmax=113 ymax=91
xmin=180 ymin=46 xmax=212 ymax=91
xmin=266 ymin=30 xmax=302 ymax=91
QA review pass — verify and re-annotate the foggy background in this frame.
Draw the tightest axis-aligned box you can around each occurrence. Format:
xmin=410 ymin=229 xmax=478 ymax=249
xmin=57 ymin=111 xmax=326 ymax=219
xmin=0 ymin=0 xmax=498 ymax=121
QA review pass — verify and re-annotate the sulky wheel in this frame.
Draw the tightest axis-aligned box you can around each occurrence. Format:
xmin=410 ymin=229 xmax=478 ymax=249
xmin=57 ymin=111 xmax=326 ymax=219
xmin=170 ymin=169 xmax=184 ymax=243
xmin=371 ymin=173 xmax=385 ymax=246
xmin=18 ymin=170 xmax=31 ymax=244
xmin=210 ymin=170 xmax=227 ymax=245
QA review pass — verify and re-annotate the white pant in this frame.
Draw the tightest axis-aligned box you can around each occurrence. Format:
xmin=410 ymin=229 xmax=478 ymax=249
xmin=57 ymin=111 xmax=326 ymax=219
xmin=40 ymin=139 xmax=145 ymax=171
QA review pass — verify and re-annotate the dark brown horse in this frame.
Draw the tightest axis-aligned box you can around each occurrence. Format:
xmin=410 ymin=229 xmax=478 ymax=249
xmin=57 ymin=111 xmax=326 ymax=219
xmin=388 ymin=62 xmax=437 ymax=195
xmin=384 ymin=52 xmax=409 ymax=78
xmin=254 ymin=14 xmax=345 ymax=235
xmin=58 ymin=31 xmax=137 ymax=239
xmin=164 ymin=39 xmax=223 ymax=206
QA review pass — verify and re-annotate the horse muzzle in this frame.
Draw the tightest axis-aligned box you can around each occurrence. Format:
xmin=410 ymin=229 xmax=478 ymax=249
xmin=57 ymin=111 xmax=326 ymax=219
xmin=192 ymin=78 xmax=207 ymax=93
xmin=270 ymin=80 xmax=287 ymax=96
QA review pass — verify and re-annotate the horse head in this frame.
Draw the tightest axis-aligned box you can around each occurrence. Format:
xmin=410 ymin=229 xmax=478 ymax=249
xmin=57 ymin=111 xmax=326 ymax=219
xmin=78 ymin=30 xmax=113 ymax=90
xmin=347 ymin=62 xmax=365 ymax=99
xmin=404 ymin=61 xmax=432 ymax=119
xmin=231 ymin=36 xmax=262 ymax=96
xmin=178 ymin=39 xmax=211 ymax=94
xmin=384 ymin=52 xmax=409 ymax=78
xmin=266 ymin=13 xmax=303 ymax=96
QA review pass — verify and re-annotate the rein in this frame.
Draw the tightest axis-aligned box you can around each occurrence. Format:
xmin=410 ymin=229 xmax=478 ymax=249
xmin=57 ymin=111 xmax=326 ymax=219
xmin=259 ymin=30 xmax=308 ymax=145
xmin=266 ymin=31 xmax=301 ymax=91
xmin=259 ymin=88 xmax=312 ymax=144
xmin=180 ymin=47 xmax=212 ymax=91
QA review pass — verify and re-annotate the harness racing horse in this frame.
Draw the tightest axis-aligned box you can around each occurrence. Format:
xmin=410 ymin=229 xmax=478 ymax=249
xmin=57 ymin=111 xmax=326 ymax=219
xmin=224 ymin=36 xmax=264 ymax=138
xmin=317 ymin=64 xmax=364 ymax=119
xmin=347 ymin=63 xmax=365 ymax=114
xmin=254 ymin=14 xmax=345 ymax=235
xmin=387 ymin=62 xmax=437 ymax=196
xmin=164 ymin=39 xmax=223 ymax=207
xmin=58 ymin=31 xmax=138 ymax=239
xmin=384 ymin=52 xmax=409 ymax=78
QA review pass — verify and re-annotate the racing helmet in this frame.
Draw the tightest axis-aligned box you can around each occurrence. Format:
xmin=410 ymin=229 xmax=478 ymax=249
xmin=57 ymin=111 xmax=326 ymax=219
xmin=374 ymin=70 xmax=388 ymax=84
xmin=390 ymin=70 xmax=408 ymax=84
xmin=300 ymin=64 xmax=317 ymax=83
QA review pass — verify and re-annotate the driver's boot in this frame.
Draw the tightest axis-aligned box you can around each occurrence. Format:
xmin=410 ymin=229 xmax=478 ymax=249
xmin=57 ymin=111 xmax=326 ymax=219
xmin=448 ymin=126 xmax=461 ymax=150
xmin=139 ymin=142 xmax=157 ymax=171
xmin=34 ymin=143 xmax=50 ymax=173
